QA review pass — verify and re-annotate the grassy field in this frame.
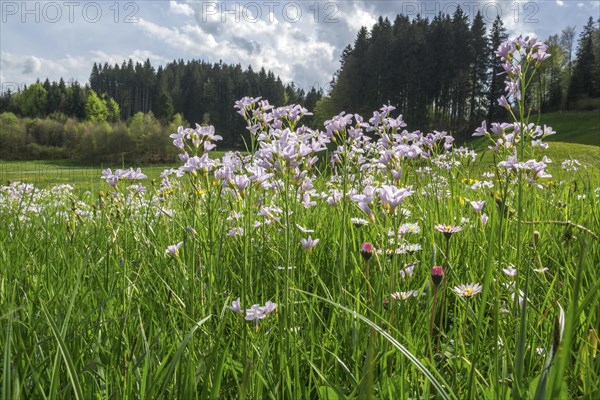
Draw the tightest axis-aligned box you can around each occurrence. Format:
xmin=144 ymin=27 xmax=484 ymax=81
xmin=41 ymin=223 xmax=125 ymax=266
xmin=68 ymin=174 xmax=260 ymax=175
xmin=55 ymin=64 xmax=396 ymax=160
xmin=1 ymin=102 xmax=599 ymax=399
xmin=0 ymin=152 xmax=231 ymax=192
xmin=468 ymin=110 xmax=599 ymax=171
xmin=0 ymin=160 xmax=174 ymax=193
xmin=538 ymin=111 xmax=599 ymax=146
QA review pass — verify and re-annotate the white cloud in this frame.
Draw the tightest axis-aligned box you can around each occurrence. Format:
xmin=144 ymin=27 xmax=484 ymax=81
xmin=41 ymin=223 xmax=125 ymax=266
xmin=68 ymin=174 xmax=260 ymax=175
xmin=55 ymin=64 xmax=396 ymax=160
xmin=1 ymin=52 xmax=91 ymax=88
xmin=169 ymin=1 xmax=195 ymax=16
xmin=22 ymin=56 xmax=42 ymax=75
xmin=137 ymin=14 xmax=336 ymax=89
xmin=345 ymin=3 xmax=378 ymax=33
xmin=0 ymin=50 xmax=170 ymax=88
xmin=556 ymin=0 xmax=565 ymax=6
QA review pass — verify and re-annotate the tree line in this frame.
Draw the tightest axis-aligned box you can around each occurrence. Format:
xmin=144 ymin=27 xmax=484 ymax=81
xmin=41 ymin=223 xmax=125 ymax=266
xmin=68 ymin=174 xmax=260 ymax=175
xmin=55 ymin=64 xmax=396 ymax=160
xmin=313 ymin=13 xmax=600 ymax=139
xmin=0 ymin=60 xmax=322 ymax=161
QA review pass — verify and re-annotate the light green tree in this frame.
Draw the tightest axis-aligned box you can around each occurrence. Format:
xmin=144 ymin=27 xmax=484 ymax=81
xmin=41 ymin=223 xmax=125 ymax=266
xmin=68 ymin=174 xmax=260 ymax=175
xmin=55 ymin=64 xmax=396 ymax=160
xmin=19 ymin=83 xmax=48 ymax=117
xmin=85 ymin=90 xmax=109 ymax=122
xmin=102 ymin=94 xmax=121 ymax=122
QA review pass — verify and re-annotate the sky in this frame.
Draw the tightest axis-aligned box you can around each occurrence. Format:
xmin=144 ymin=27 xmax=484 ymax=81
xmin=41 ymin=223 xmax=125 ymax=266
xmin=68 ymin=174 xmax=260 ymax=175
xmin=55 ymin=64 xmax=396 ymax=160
xmin=1 ymin=0 xmax=598 ymax=94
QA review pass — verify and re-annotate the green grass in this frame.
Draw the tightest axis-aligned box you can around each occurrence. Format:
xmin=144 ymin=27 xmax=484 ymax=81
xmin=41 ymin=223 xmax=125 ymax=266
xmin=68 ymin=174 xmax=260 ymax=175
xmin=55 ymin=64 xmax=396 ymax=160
xmin=0 ymin=152 xmax=232 ymax=192
xmin=0 ymin=160 xmax=175 ymax=193
xmin=1 ymin=111 xmax=599 ymax=399
xmin=536 ymin=110 xmax=600 ymax=146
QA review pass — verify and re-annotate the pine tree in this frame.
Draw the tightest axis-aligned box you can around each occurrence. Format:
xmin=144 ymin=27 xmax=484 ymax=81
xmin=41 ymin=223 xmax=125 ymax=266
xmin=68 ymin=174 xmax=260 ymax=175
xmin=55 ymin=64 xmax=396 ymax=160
xmin=567 ymin=17 xmax=597 ymax=107
xmin=487 ymin=16 xmax=508 ymax=122
xmin=155 ymin=91 xmax=175 ymax=122
xmin=468 ymin=12 xmax=488 ymax=126
xmin=68 ymin=82 xmax=87 ymax=119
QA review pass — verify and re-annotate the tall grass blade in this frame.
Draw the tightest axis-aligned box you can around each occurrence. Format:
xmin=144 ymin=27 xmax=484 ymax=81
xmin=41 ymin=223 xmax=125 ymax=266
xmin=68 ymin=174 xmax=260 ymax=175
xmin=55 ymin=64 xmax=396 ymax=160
xmin=533 ymin=303 xmax=565 ymax=400
xmin=41 ymin=305 xmax=84 ymax=400
xmin=296 ymin=289 xmax=456 ymax=400
xmin=3 ymin=310 xmax=13 ymax=400
xmin=549 ymin=238 xmax=588 ymax=398
xmin=156 ymin=315 xmax=211 ymax=398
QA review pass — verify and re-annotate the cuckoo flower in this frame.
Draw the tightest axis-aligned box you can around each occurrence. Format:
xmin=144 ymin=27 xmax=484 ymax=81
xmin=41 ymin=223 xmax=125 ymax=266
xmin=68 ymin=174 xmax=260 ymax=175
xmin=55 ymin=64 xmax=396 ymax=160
xmin=301 ymin=236 xmax=320 ymax=251
xmin=378 ymin=185 xmax=414 ymax=211
xmin=165 ymin=242 xmax=183 ymax=256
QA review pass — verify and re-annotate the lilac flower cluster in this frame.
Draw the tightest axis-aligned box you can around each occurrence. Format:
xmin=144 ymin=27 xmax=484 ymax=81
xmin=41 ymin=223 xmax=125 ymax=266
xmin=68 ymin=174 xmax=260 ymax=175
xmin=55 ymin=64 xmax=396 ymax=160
xmin=228 ymin=297 xmax=277 ymax=324
xmin=0 ymin=182 xmax=94 ymax=225
xmin=471 ymin=36 xmax=556 ymax=190
xmin=101 ymin=167 xmax=147 ymax=187
xmin=170 ymin=124 xmax=223 ymax=157
xmin=496 ymin=35 xmax=550 ymax=102
xmin=472 ymin=121 xmax=556 ymax=154
xmin=495 ymin=155 xmax=553 ymax=189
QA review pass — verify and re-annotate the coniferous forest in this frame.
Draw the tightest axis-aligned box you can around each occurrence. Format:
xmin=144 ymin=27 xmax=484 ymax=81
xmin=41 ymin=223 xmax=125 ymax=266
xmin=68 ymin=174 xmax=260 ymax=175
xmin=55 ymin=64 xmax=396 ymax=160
xmin=317 ymin=13 xmax=600 ymax=138
xmin=1 ymin=10 xmax=598 ymax=162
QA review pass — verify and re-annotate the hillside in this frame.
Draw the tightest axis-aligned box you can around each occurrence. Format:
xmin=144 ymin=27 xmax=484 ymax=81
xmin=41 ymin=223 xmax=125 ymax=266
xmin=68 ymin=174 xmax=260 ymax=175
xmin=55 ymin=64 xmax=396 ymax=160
xmin=468 ymin=110 xmax=600 ymax=170
xmin=539 ymin=111 xmax=599 ymax=146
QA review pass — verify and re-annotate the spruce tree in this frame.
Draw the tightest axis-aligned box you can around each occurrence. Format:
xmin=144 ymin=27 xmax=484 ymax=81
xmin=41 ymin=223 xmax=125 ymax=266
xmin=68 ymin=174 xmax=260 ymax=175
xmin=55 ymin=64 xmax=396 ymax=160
xmin=487 ymin=16 xmax=508 ymax=122
xmin=567 ymin=17 xmax=597 ymax=107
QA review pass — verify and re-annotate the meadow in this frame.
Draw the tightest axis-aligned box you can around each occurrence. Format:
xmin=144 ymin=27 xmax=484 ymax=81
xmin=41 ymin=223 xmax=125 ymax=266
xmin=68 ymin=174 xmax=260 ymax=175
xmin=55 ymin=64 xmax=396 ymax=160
xmin=1 ymin=37 xmax=599 ymax=399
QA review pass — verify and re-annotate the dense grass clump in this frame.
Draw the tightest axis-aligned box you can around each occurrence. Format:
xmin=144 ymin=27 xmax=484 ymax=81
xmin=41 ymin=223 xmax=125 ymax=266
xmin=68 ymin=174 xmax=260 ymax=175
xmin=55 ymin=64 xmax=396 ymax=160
xmin=1 ymin=36 xmax=599 ymax=399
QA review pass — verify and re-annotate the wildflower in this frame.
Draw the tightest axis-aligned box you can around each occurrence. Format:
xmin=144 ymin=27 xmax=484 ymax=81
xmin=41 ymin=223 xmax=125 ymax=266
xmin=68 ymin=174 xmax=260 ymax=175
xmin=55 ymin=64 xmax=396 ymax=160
xmin=244 ymin=301 xmax=277 ymax=324
xmin=128 ymin=184 xmax=146 ymax=195
xmin=229 ymin=297 xmax=242 ymax=313
xmin=383 ymin=297 xmax=389 ymax=309
xmin=431 ymin=266 xmax=444 ymax=286
xmin=434 ymin=224 xmax=462 ymax=239
xmin=396 ymin=243 xmax=422 ymax=254
xmin=398 ymin=223 xmax=420 ymax=235
xmin=227 ymin=227 xmax=245 ymax=237
xmin=481 ymin=213 xmax=489 ymax=225
xmin=391 ymin=290 xmax=420 ymax=300
xmin=536 ymin=348 xmax=545 ymax=356
xmin=263 ymin=301 xmax=277 ymax=314
xmin=502 ymin=265 xmax=517 ymax=278
xmin=124 ymin=167 xmax=147 ymax=180
xmin=245 ymin=304 xmax=267 ymax=322
xmin=399 ymin=262 xmax=417 ymax=279
xmin=351 ymin=217 xmax=369 ymax=226
xmin=360 ymin=242 xmax=374 ymax=261
xmin=165 ymin=242 xmax=183 ymax=256
xmin=561 ymin=159 xmax=581 ymax=172
xmin=533 ymin=267 xmax=548 ymax=273
xmin=452 ymin=283 xmax=483 ymax=297
xmin=498 ymin=96 xmax=510 ymax=109
xmin=169 ymin=126 xmax=186 ymax=150
xmin=470 ymin=200 xmax=486 ymax=213
xmin=276 ymin=265 xmax=296 ymax=270
xmin=301 ymin=236 xmax=320 ymax=251
xmin=351 ymin=186 xmax=377 ymax=216
xmin=101 ymin=168 xmax=119 ymax=187
xmin=473 ymin=121 xmax=488 ymax=137
xmin=378 ymin=184 xmax=415 ymax=210
xmin=512 ymin=288 xmax=525 ymax=308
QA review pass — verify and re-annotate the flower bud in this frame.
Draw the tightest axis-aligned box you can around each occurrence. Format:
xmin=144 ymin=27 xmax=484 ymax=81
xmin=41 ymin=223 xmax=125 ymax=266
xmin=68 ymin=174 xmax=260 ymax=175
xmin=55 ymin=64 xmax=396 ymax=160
xmin=431 ymin=266 xmax=444 ymax=286
xmin=360 ymin=242 xmax=374 ymax=261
